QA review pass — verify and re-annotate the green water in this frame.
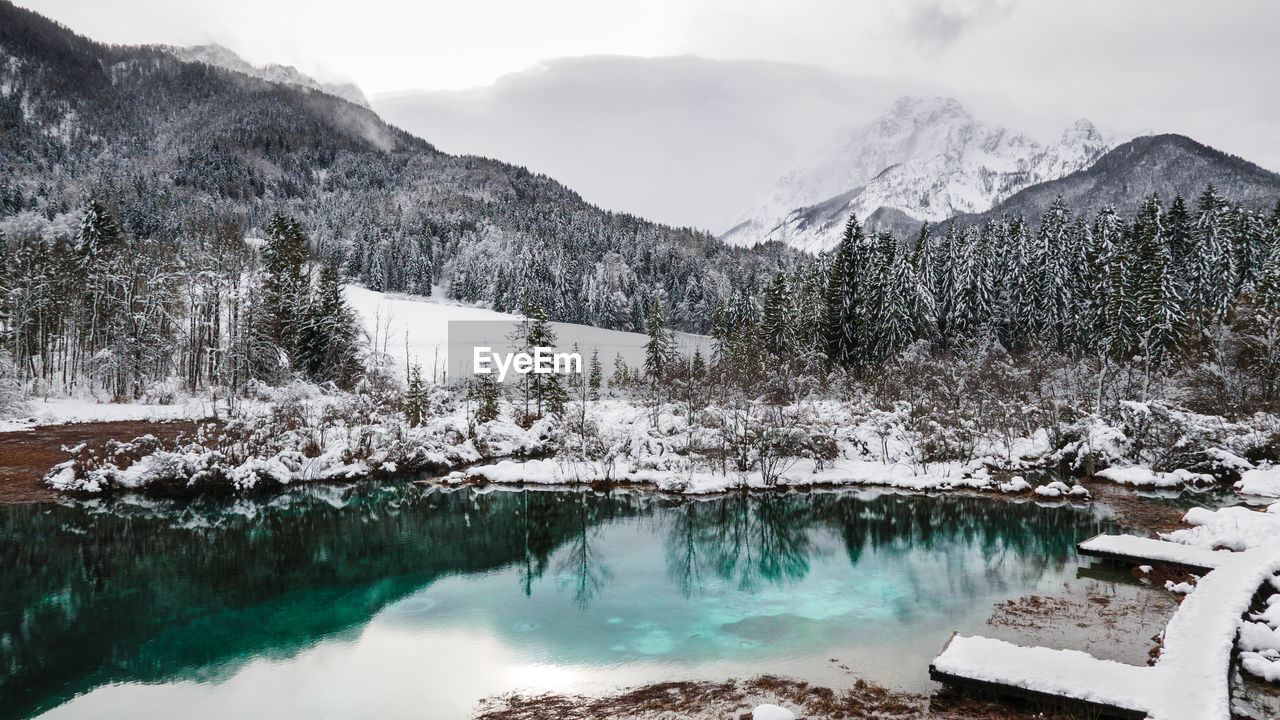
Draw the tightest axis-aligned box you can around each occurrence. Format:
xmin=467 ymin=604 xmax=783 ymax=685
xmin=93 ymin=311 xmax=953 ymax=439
xmin=0 ymin=484 xmax=1115 ymax=719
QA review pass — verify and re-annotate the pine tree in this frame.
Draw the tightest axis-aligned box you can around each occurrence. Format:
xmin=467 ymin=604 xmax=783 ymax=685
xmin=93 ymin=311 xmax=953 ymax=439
xmin=262 ymin=213 xmax=310 ymax=373
xmin=587 ymin=348 xmax=602 ymax=400
xmin=1000 ymin=216 xmax=1034 ymax=347
xmin=875 ymin=235 xmax=934 ymax=359
xmin=1270 ymin=200 xmax=1280 ymax=247
xmin=821 ymin=215 xmax=863 ymax=367
xmin=1166 ymin=194 xmax=1193 ymax=274
xmin=1088 ymin=206 xmax=1125 ymax=348
xmin=513 ymin=303 xmax=565 ymax=418
xmin=612 ymin=352 xmax=629 ymax=389
xmin=403 ymin=364 xmax=429 ymax=426
xmin=470 ymin=373 xmax=501 ymax=423
xmin=298 ymin=264 xmax=360 ymax=387
xmin=1253 ymin=242 xmax=1280 ymax=315
xmin=644 ymin=296 xmax=677 ymax=381
xmin=691 ymin=347 xmax=707 ymax=381
xmin=760 ymin=271 xmax=793 ymax=357
xmin=1192 ymin=185 xmax=1235 ymax=319
xmin=1032 ymin=197 xmax=1074 ymax=347
xmin=1230 ymin=206 xmax=1267 ymax=295
xmin=76 ymin=199 xmax=123 ymax=268
xmin=1129 ymin=195 xmax=1184 ymax=360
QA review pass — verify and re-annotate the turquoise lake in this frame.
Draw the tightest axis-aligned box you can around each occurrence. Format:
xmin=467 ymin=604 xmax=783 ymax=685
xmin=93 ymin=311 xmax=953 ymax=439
xmin=0 ymin=483 xmax=1118 ymax=719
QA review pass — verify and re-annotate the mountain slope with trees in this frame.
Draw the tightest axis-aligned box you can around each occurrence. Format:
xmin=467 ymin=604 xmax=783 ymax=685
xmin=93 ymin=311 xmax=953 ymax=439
xmin=0 ymin=0 xmax=790 ymax=337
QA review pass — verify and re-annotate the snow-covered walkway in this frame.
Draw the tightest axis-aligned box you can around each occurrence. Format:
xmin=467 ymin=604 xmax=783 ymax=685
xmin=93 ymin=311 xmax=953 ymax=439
xmin=1077 ymin=533 xmax=1232 ymax=573
xmin=931 ymin=539 xmax=1280 ymax=720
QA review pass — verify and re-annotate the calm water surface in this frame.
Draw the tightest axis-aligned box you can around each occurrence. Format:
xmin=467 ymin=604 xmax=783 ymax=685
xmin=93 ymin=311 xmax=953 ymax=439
xmin=0 ymin=483 xmax=1118 ymax=719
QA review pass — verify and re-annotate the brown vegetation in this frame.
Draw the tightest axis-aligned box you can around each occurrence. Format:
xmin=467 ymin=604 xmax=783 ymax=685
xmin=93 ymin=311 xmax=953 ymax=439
xmin=0 ymin=420 xmax=205 ymax=503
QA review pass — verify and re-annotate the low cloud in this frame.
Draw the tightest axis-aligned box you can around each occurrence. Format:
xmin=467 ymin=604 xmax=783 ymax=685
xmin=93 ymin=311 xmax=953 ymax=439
xmin=895 ymin=0 xmax=1019 ymax=49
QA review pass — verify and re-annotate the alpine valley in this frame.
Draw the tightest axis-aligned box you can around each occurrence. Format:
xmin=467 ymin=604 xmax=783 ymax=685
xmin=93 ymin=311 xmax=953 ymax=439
xmin=6 ymin=2 xmax=1280 ymax=720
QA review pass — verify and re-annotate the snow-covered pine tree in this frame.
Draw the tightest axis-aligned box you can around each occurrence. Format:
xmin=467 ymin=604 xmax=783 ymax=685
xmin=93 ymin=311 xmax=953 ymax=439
xmin=469 ymin=372 xmax=501 ymax=423
xmin=929 ymin=223 xmax=960 ymax=341
xmin=950 ymin=225 xmax=984 ymax=340
xmin=1166 ymin=194 xmax=1193 ymax=276
xmin=1229 ymin=205 xmax=1267 ymax=296
xmin=611 ymin=352 xmax=629 ymax=389
xmin=1087 ymin=206 xmax=1124 ymax=349
xmin=1129 ymin=194 xmax=1184 ymax=360
xmin=513 ymin=303 xmax=565 ymax=418
xmin=644 ymin=296 xmax=677 ymax=381
xmin=587 ymin=348 xmax=602 ymax=401
xmin=760 ymin=271 xmax=794 ymax=357
xmin=1253 ymin=241 xmax=1280 ymax=315
xmin=298 ymin=264 xmax=361 ymax=388
xmin=1271 ymin=200 xmax=1280 ymax=247
xmin=1063 ymin=214 xmax=1093 ymax=347
xmin=821 ymin=215 xmax=862 ymax=367
xmin=403 ymin=364 xmax=429 ymax=426
xmin=691 ymin=347 xmax=707 ymax=381
xmin=1001 ymin=216 xmax=1034 ymax=349
xmin=859 ymin=231 xmax=902 ymax=363
xmin=76 ymin=199 xmax=124 ymax=362
xmin=876 ymin=235 xmax=934 ymax=359
xmin=262 ymin=213 xmax=310 ymax=373
xmin=1192 ymin=185 xmax=1236 ymax=319
xmin=76 ymin=199 xmax=123 ymax=269
xmin=1031 ymin=197 xmax=1074 ymax=348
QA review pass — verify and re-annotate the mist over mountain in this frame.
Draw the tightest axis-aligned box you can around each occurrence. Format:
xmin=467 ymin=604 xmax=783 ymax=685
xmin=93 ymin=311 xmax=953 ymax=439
xmin=159 ymin=43 xmax=371 ymax=108
xmin=375 ymin=56 xmax=938 ymax=230
xmin=721 ymin=97 xmax=1115 ymax=253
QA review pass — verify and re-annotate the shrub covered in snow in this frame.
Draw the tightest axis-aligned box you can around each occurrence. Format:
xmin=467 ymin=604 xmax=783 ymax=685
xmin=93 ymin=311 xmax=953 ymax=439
xmin=141 ymin=376 xmax=187 ymax=405
xmin=0 ymin=350 xmax=26 ymax=419
xmin=44 ymin=383 xmax=555 ymax=494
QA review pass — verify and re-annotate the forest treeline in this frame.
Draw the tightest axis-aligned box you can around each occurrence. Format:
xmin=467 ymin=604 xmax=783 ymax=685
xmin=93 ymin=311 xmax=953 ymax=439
xmin=0 ymin=205 xmax=358 ymax=402
xmin=700 ymin=188 xmax=1280 ymax=404
xmin=3 ymin=186 xmax=1280 ymax=411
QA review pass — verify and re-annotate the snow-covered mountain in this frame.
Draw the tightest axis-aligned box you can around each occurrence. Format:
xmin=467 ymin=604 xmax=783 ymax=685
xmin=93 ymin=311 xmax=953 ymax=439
xmin=375 ymin=56 xmax=936 ymax=230
xmin=720 ymin=97 xmax=1113 ymax=253
xmin=159 ymin=43 xmax=370 ymax=108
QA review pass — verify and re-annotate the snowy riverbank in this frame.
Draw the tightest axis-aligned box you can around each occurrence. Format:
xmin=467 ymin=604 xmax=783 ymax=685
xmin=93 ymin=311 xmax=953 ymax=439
xmin=30 ymin=377 xmax=1278 ymax=503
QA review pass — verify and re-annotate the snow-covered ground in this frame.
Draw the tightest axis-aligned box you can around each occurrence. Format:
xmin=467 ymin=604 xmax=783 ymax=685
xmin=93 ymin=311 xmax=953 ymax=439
xmin=0 ymin=396 xmax=217 ymax=433
xmin=1238 ymin=466 xmax=1280 ymax=498
xmin=344 ymin=285 xmax=710 ymax=382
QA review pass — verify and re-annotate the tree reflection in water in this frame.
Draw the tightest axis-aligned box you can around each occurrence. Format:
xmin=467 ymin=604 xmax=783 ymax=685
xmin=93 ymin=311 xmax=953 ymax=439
xmin=665 ymin=493 xmax=818 ymax=595
xmin=0 ymin=484 xmax=1115 ymax=720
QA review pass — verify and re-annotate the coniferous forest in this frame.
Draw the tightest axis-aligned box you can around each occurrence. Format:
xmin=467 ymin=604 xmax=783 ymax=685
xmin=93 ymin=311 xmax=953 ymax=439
xmin=4 ymin=185 xmax=1280 ymax=418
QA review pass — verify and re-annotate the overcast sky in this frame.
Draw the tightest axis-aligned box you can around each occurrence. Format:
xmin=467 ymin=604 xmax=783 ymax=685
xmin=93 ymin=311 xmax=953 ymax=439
xmin=18 ymin=0 xmax=1280 ymax=193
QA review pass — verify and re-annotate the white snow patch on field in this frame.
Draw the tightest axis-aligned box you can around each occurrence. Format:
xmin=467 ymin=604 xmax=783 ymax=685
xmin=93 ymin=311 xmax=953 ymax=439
xmin=343 ymin=285 xmax=710 ymax=382
xmin=0 ymin=396 xmax=215 ymax=432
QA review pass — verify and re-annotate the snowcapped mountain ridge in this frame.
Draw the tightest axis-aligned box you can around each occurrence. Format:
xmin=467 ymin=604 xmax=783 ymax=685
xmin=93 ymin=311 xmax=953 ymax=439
xmin=720 ymin=97 xmax=1113 ymax=253
xmin=159 ymin=43 xmax=371 ymax=108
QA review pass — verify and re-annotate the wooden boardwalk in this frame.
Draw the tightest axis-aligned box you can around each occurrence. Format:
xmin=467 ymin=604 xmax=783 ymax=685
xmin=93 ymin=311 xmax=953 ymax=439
xmin=1076 ymin=533 xmax=1229 ymax=574
xmin=929 ymin=535 xmax=1280 ymax=720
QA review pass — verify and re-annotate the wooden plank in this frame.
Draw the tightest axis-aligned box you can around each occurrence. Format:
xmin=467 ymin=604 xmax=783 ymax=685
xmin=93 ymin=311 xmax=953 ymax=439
xmin=1077 ymin=533 xmax=1220 ymax=574
xmin=927 ymin=665 xmax=1148 ymax=720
